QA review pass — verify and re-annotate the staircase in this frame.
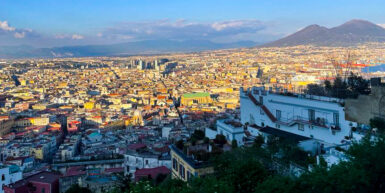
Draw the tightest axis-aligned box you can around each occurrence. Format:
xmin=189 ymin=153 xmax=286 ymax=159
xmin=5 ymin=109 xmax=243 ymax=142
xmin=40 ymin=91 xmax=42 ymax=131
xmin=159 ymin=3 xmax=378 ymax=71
xmin=247 ymin=92 xmax=277 ymax=122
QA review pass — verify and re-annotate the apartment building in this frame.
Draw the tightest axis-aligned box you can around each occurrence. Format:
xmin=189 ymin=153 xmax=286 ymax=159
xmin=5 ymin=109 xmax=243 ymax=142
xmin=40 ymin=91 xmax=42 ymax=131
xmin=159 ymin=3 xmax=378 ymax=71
xmin=170 ymin=144 xmax=214 ymax=182
xmin=240 ymin=87 xmax=355 ymax=145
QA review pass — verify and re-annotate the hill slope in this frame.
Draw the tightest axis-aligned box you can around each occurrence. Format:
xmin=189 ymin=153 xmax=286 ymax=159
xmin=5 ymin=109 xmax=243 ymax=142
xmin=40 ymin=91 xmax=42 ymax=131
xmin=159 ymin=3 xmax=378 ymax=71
xmin=263 ymin=19 xmax=385 ymax=47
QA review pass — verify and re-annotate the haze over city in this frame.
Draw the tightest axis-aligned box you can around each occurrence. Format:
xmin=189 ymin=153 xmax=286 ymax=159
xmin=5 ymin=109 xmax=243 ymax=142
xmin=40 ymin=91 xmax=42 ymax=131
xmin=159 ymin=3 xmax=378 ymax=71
xmin=0 ymin=1 xmax=385 ymax=193
xmin=1 ymin=0 xmax=385 ymax=47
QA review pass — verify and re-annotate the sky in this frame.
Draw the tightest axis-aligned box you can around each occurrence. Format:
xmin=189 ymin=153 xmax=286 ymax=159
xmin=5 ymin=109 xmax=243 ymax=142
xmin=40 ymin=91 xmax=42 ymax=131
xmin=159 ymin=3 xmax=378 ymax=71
xmin=1 ymin=0 xmax=385 ymax=47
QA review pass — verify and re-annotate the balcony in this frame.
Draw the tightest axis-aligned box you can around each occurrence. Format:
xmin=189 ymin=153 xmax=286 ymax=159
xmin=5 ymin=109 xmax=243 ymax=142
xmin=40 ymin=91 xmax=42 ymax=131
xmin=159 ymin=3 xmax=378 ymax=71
xmin=276 ymin=116 xmax=329 ymax=129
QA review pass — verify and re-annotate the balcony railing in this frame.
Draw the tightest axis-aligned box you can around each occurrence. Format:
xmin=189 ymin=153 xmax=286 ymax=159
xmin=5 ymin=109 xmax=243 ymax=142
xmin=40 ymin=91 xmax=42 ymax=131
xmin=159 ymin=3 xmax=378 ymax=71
xmin=276 ymin=116 xmax=330 ymax=128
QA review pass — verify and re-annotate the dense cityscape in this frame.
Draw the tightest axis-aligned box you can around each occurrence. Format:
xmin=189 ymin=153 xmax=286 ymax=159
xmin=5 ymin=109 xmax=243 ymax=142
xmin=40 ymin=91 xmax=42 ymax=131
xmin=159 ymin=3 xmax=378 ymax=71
xmin=1 ymin=1 xmax=385 ymax=193
xmin=0 ymin=43 xmax=384 ymax=193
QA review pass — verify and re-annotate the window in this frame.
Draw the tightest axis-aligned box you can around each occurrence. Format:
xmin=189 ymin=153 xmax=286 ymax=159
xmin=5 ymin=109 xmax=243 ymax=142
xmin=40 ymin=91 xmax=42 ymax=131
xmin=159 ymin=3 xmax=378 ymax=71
xmin=1 ymin=174 xmax=4 ymax=181
xmin=276 ymin=110 xmax=281 ymax=120
xmin=145 ymin=160 xmax=149 ymax=165
xmin=179 ymin=164 xmax=185 ymax=179
xmin=172 ymin=158 xmax=178 ymax=171
xmin=42 ymin=188 xmax=45 ymax=193
xmin=187 ymin=171 xmax=192 ymax=181
xmin=308 ymin=109 xmax=315 ymax=122
xmin=260 ymin=108 xmax=264 ymax=115
xmin=298 ymin=124 xmax=304 ymax=131
xmin=276 ymin=124 xmax=280 ymax=129
xmin=333 ymin=113 xmax=339 ymax=127
xmin=259 ymin=96 xmax=263 ymax=105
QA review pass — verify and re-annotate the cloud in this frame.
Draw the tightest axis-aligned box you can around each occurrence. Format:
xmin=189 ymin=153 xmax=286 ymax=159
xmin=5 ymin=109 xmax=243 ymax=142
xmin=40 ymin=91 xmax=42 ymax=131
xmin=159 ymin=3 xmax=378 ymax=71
xmin=54 ymin=34 xmax=84 ymax=40
xmin=14 ymin=32 xmax=25 ymax=38
xmin=102 ymin=19 xmax=267 ymax=42
xmin=378 ymin=24 xmax=385 ymax=29
xmin=54 ymin=34 xmax=67 ymax=39
xmin=0 ymin=19 xmax=282 ymax=47
xmin=211 ymin=20 xmax=263 ymax=31
xmin=0 ymin=20 xmax=15 ymax=31
xmin=71 ymin=34 xmax=84 ymax=40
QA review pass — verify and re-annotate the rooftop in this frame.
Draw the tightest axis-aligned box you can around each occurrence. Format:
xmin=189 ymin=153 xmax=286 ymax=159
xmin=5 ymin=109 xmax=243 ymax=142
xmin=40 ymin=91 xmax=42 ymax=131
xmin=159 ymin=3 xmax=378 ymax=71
xmin=260 ymin=126 xmax=311 ymax=142
xmin=182 ymin=92 xmax=210 ymax=98
xmin=6 ymin=171 xmax=61 ymax=189
xmin=170 ymin=144 xmax=212 ymax=169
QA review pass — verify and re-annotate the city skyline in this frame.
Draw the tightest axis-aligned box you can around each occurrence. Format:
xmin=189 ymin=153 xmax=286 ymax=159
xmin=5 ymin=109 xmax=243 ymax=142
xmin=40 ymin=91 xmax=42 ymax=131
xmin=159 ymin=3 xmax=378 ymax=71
xmin=1 ymin=0 xmax=385 ymax=47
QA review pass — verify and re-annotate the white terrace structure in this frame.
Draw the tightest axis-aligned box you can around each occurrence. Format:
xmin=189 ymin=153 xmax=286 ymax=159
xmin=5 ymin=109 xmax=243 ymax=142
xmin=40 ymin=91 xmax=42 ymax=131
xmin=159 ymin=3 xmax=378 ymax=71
xmin=240 ymin=86 xmax=354 ymax=145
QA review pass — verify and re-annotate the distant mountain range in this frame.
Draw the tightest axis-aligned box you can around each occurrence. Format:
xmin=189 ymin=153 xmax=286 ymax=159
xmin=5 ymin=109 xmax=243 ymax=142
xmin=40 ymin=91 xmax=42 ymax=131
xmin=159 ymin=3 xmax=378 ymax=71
xmin=2 ymin=19 xmax=385 ymax=58
xmin=0 ymin=40 xmax=257 ymax=58
xmin=262 ymin=19 xmax=385 ymax=47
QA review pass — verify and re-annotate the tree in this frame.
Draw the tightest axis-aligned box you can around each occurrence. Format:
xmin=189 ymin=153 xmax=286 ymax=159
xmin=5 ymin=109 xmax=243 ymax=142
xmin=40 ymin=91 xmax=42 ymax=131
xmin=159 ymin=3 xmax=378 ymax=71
xmin=254 ymin=176 xmax=297 ymax=193
xmin=347 ymin=73 xmax=370 ymax=97
xmin=65 ymin=184 xmax=92 ymax=193
xmin=306 ymin=84 xmax=326 ymax=96
xmin=306 ymin=73 xmax=370 ymax=99
xmin=346 ymin=135 xmax=385 ymax=192
xmin=191 ymin=129 xmax=205 ymax=141
xmin=324 ymin=80 xmax=332 ymax=95
xmin=115 ymin=133 xmax=385 ymax=193
xmin=331 ymin=77 xmax=349 ymax=99
xmin=175 ymin=140 xmax=184 ymax=150
xmin=189 ymin=176 xmax=234 ymax=193
xmin=370 ymin=117 xmax=385 ymax=133
xmin=115 ymin=173 xmax=132 ymax=192
xmin=231 ymin=139 xmax=238 ymax=149
xmin=203 ymin=137 xmax=210 ymax=144
xmin=253 ymin=134 xmax=265 ymax=148
xmin=214 ymin=134 xmax=227 ymax=146
xmin=213 ymin=147 xmax=270 ymax=193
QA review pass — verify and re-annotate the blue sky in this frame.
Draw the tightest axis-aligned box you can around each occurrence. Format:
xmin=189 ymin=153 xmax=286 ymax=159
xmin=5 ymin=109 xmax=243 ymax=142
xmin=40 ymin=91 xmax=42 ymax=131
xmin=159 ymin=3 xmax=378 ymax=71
xmin=0 ymin=0 xmax=385 ymax=47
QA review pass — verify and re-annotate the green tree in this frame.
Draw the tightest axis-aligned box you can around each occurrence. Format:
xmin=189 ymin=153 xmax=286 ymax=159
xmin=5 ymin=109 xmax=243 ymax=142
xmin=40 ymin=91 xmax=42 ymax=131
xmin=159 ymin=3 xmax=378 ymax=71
xmin=191 ymin=129 xmax=205 ymax=141
xmin=213 ymin=147 xmax=269 ymax=193
xmin=65 ymin=184 xmax=92 ymax=193
xmin=231 ymin=139 xmax=238 ymax=149
xmin=214 ymin=134 xmax=227 ymax=146
xmin=175 ymin=139 xmax=184 ymax=150
xmin=347 ymin=73 xmax=370 ymax=97
xmin=369 ymin=117 xmax=385 ymax=133
xmin=253 ymin=134 xmax=265 ymax=148
xmin=306 ymin=84 xmax=326 ymax=96
xmin=115 ymin=173 xmax=132 ymax=192
xmin=189 ymin=176 xmax=234 ymax=193
xmin=332 ymin=77 xmax=349 ymax=99
xmin=254 ymin=175 xmax=297 ymax=193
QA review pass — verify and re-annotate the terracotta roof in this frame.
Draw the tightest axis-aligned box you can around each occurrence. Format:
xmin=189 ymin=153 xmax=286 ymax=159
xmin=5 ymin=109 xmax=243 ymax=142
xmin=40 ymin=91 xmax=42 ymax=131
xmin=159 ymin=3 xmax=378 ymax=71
xmin=135 ymin=166 xmax=170 ymax=181
xmin=104 ymin=167 xmax=124 ymax=174
xmin=65 ymin=166 xmax=86 ymax=177
xmin=6 ymin=171 xmax=61 ymax=189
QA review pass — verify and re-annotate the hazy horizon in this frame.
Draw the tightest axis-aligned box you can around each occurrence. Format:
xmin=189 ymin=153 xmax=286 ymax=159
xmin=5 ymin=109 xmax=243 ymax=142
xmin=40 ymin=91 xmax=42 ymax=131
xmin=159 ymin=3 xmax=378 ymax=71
xmin=1 ymin=0 xmax=385 ymax=47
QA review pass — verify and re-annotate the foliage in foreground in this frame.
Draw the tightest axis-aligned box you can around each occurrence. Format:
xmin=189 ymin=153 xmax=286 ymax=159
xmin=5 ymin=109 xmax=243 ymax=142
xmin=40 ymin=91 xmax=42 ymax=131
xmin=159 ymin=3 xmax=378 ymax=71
xmin=110 ymin=135 xmax=385 ymax=193
xmin=65 ymin=184 xmax=92 ymax=193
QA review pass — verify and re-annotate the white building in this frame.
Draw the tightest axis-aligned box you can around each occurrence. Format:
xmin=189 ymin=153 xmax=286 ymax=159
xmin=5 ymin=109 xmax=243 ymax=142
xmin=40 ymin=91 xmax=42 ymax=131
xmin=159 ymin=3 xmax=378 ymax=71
xmin=0 ymin=165 xmax=22 ymax=193
xmin=240 ymin=87 xmax=355 ymax=145
xmin=124 ymin=151 xmax=171 ymax=177
xmin=216 ymin=119 xmax=244 ymax=146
